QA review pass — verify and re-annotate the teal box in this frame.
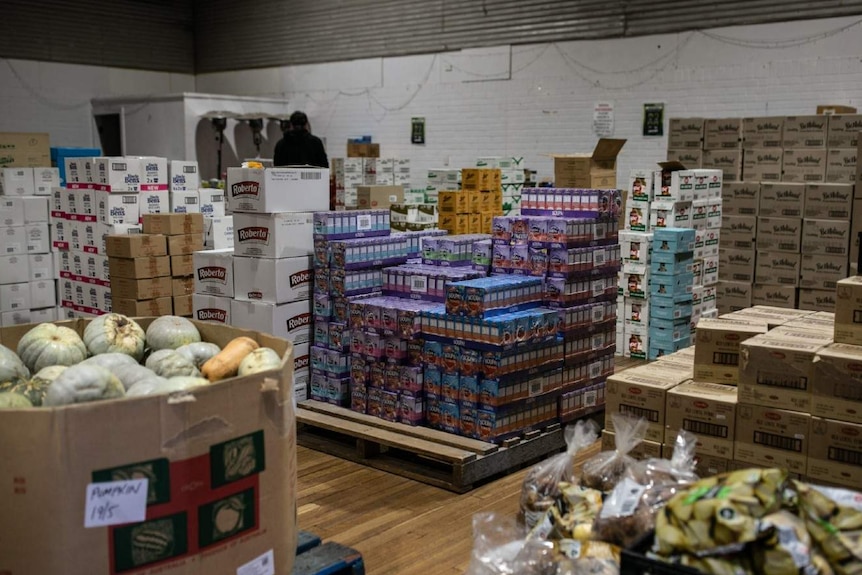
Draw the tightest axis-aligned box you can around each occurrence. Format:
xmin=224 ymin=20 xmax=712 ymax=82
xmin=650 ymin=259 xmax=694 ymax=276
xmin=650 ymin=298 xmax=692 ymax=320
xmin=649 ymin=316 xmax=691 ymax=332
xmin=649 ymin=324 xmax=692 ymax=346
xmin=649 ymin=337 xmax=691 ymax=360
xmin=653 ymin=227 xmax=696 ymax=254
xmin=650 ymin=273 xmax=694 ymax=297
xmin=651 ymin=249 xmax=694 ymax=265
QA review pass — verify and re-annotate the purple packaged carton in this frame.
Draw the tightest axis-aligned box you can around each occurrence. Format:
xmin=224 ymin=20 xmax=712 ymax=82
xmin=400 ymin=365 xmax=424 ymax=394
xmin=367 ymin=386 xmax=383 ymax=417
xmin=350 ymin=383 xmax=367 ymax=414
xmin=399 ymin=393 xmax=424 ymax=426
xmin=381 ymin=390 xmax=399 ymax=421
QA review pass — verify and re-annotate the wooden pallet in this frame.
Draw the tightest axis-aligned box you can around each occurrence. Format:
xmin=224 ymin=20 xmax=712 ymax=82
xmin=294 ymin=530 xmax=365 ymax=575
xmin=296 ymin=400 xmax=604 ymax=493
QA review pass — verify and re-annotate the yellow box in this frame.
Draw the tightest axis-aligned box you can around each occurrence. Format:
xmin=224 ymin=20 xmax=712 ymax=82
xmin=438 ymin=191 xmax=468 ymax=214
xmin=440 ymin=213 xmax=469 ymax=235
xmin=481 ymin=213 xmax=495 ymax=234
xmin=461 ymin=169 xmax=481 ymax=191
xmin=468 ymin=213 xmax=482 ymax=234
xmin=467 ymin=190 xmax=482 ymax=213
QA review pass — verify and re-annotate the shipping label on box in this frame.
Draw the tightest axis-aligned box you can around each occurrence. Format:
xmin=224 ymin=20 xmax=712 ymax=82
xmin=718 ymin=248 xmax=756 ymax=283
xmin=734 ymin=403 xmax=810 ymax=474
xmin=226 ymin=167 xmax=330 ymax=213
xmin=804 ymin=183 xmax=853 ymax=219
xmin=812 ymin=343 xmax=862 ymax=424
xmin=233 ymin=255 xmax=312 ymax=304
xmin=0 ymin=255 xmax=29 ymax=284
xmin=808 ymin=417 xmax=862 ymax=486
xmin=170 ymin=191 xmax=200 ymax=213
xmin=193 ymin=248 xmax=234 ymax=297
xmin=802 ymin=218 xmax=850 ymax=257
xmin=783 ymin=149 xmax=827 ymax=182
xmin=0 ymin=282 xmax=31 ymax=312
xmin=740 ymin=336 xmax=823 ymax=412
xmin=192 ymin=293 xmax=232 ymax=324
xmin=752 ymin=284 xmax=797 ymax=309
xmin=33 ymin=167 xmax=59 ymax=195
xmin=702 ymin=149 xmax=741 ymax=182
xmin=800 ymin=254 xmax=848 ymax=290
xmin=666 ymin=381 xmax=738 ymax=459
xmin=233 ymin=212 xmax=314 ymax=258
xmin=827 ymin=114 xmax=862 ymax=148
xmin=825 ymin=147 xmax=857 ymax=184
xmin=743 ymin=149 xmax=783 ymax=182
xmin=694 ymin=318 xmax=769 ymax=384
xmin=1 ymin=225 xmax=26 ymax=255
xmin=784 ymin=115 xmax=828 ymax=148
xmin=757 ymin=217 xmax=802 ymax=253
xmin=704 ymin=118 xmax=741 ymax=149
xmin=743 ymin=117 xmax=784 ymax=149
xmin=759 ymin=182 xmax=804 ymax=217
xmin=0 ymin=196 xmax=24 ymax=226
xmin=756 ymin=251 xmax=801 ymax=287
xmin=668 ymin=118 xmax=705 ymax=149
xmin=720 ymin=215 xmax=757 ymax=250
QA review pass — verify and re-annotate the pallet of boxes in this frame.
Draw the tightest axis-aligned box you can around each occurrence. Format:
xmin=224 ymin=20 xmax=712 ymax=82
xmin=216 ymin=164 xmax=329 ymax=402
xmin=0 ymin=166 xmax=59 ymax=326
xmin=106 ymin=214 xmax=204 ymax=317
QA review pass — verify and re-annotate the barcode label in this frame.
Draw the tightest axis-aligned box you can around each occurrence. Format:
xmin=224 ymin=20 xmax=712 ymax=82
xmin=184 ymin=166 xmax=197 ymax=173
xmin=600 ymin=478 xmax=646 ymax=519
xmin=185 ymin=197 xmax=198 ymax=204
xmin=123 ymin=196 xmax=137 ymax=204
xmin=683 ymin=418 xmax=728 ymax=438
xmin=592 ymin=335 xmax=604 ymax=349
xmin=592 ymin=305 xmax=605 ymax=322
xmin=594 ymin=250 xmax=606 ymax=266
xmin=712 ymin=351 xmax=739 ymax=366
xmin=212 ymin=196 xmax=224 ymax=202
xmin=826 ymin=247 xmax=844 ymax=254
xmin=589 ymin=361 xmax=602 ymax=379
xmin=836 ymin=382 xmax=862 ymax=401
xmin=620 ymin=404 xmax=659 ymax=423
xmin=111 ymin=162 xmax=127 ymax=171
xmin=301 ymin=171 xmax=322 ymax=180
xmin=756 ymin=371 xmax=807 ymax=390
xmin=778 ymin=242 xmax=796 ymax=251
xmin=829 ymin=446 xmax=862 ymax=466
xmin=411 ymin=276 xmax=427 ymax=293
xmin=592 ymin=280 xmax=604 ymax=296
xmin=754 ymin=430 xmax=802 ymax=453
xmin=529 ymin=379 xmax=543 ymax=397
xmin=356 ymin=215 xmax=372 ymax=231
xmin=584 ymin=390 xmax=597 ymax=407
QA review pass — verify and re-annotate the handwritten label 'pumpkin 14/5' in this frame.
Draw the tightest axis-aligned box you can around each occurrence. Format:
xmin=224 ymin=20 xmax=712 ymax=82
xmin=84 ymin=478 xmax=149 ymax=528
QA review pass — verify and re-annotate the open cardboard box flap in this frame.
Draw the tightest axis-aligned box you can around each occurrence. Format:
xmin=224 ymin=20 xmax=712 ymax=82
xmin=0 ymin=318 xmax=297 ymax=575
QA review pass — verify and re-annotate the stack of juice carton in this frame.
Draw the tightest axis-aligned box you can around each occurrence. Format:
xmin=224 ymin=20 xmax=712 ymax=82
xmin=0 ymin=166 xmax=59 ymax=326
xmin=437 ymin=168 xmax=503 ymax=235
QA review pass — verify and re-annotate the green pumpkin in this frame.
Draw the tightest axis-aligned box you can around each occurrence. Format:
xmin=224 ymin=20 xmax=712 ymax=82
xmin=83 ymin=314 xmax=146 ymax=361
xmin=145 ymin=316 xmax=201 ymax=352
xmin=0 ymin=391 xmax=33 ymax=409
xmin=44 ymin=364 xmax=125 ymax=406
xmin=145 ymin=350 xmax=201 ymax=379
xmin=0 ymin=375 xmax=52 ymax=407
xmin=17 ymin=324 xmax=87 ymax=373
xmin=0 ymin=343 xmax=29 ymax=382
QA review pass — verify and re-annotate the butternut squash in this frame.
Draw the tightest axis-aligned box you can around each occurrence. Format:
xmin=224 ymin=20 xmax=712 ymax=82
xmin=201 ymin=337 xmax=259 ymax=382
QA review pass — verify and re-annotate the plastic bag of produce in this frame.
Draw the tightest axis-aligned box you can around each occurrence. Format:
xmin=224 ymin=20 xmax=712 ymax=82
xmin=754 ymin=510 xmax=833 ymax=575
xmin=795 ymin=482 xmax=862 ymax=575
xmin=580 ymin=413 xmax=647 ymax=492
xmin=592 ymin=430 xmax=699 ymax=548
xmin=464 ymin=512 xmax=556 ymax=575
xmin=519 ymin=419 xmax=599 ymax=529
xmin=530 ymin=482 xmax=603 ymax=541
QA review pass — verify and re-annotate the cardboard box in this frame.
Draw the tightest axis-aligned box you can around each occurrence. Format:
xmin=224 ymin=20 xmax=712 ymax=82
xmin=718 ymin=248 xmax=755 ymax=283
xmin=704 ymin=118 xmax=742 ymax=150
xmin=93 ymin=157 xmax=141 ymax=191
xmin=1 ymin=225 xmax=27 ymax=256
xmin=108 ymin=256 xmax=170 ymax=279
xmin=347 ymin=141 xmax=380 ymax=158
xmin=206 ymin=215 xmax=234 ymax=251
xmin=167 ymin=233 xmax=205 ymax=256
xmin=172 ymin=293 xmax=193 ymax=316
xmin=743 ymin=149 xmax=783 ymax=182
xmin=198 ymin=189 xmax=226 ymax=219
xmin=110 ymin=276 xmax=173 ymax=300
xmin=666 ymin=381 xmax=738 ymax=459
xmin=171 ymin=254 xmax=195 ymax=277
xmin=784 ymin=115 xmax=828 ymax=148
xmin=0 ymin=167 xmax=37 ymax=196
xmin=852 ymin=199 xmax=862 ymax=267
xmin=22 ymin=196 xmax=49 ymax=223
xmin=0 ymin=132 xmax=50 ymax=167
xmin=25 ymin=223 xmax=50 ymax=254
xmin=111 ymin=297 xmax=173 ymax=317
xmin=0 ymin=196 xmax=25 ymax=227
xmin=757 ymin=217 xmax=802 ymax=253
xmin=668 ymin=118 xmax=704 ymax=149
xmin=666 ymin=148 xmax=702 ymax=168
xmin=605 ymin=365 xmax=690 ymax=442
xmin=1 ymin=309 xmax=31 ymax=327
xmin=720 ymin=215 xmax=757 ymax=250
xmin=139 ymin=189 xmax=169 ymax=216
xmin=755 ymin=251 xmax=800 ymax=287
xmin=355 ymin=185 xmax=404 ymax=210
xmin=783 ymin=149 xmax=827 ymax=182
xmin=739 ymin=335 xmax=824 ymax=412
xmin=601 ymin=430 xmax=663 ymax=460
xmin=105 ymin=234 xmax=165 ymax=258
xmin=743 ymin=117 xmax=784 ymax=149
xmin=0 ymin=317 xmax=298 ymax=575
xmin=170 ymin=160 xmax=200 ymax=191
xmin=835 ymin=276 xmax=862 ymax=344
xmin=29 ymin=279 xmax=56 ymax=308
xmin=233 ymin=255 xmax=312 ymax=304
xmin=552 ymin=138 xmax=626 ymax=188
xmin=826 ymin=147 xmax=857 ymax=184
xmin=233 ymin=212 xmax=314 ymax=259
xmin=702 ymin=149 xmax=741 ymax=181
xmin=192 ymin=294 xmax=232 ymax=324
xmin=225 ymin=167 xmax=329 ymax=213
xmin=808 ymin=417 xmax=862 ymax=487
xmin=752 ymin=284 xmax=797 ymax=309
xmin=734 ymin=403 xmax=810 ymax=474
xmin=694 ymin=317 xmax=769 ymax=384
xmin=758 ymin=182 xmax=804 ymax=217
xmin=64 ymin=157 xmax=94 ymax=184
xmin=804 ymin=183 xmax=853 ymax=219
xmin=827 ymin=114 xmax=862 ymax=148
xmin=193 ymin=248 xmax=234 ymax=297
xmin=800 ymin=254 xmax=849 ymax=291
xmin=170 ymin=190 xmax=200 ymax=213
xmin=94 ymin=190 xmax=139 ymax=225
xmin=438 ymin=191 xmax=468 ymax=214
xmin=802 ymin=218 xmax=850 ymax=257
xmin=171 ymin=276 xmax=194 ymax=297
xmin=812 ymin=344 xmax=862 ymax=424
xmin=0 ymin=282 xmax=30 ymax=312
xmin=230 ymin=299 xmax=311 ymax=344
xmin=0 ymin=255 xmax=28 ymax=284
xmin=799 ymin=288 xmax=837 ymax=312
xmin=818 ymin=105 xmax=857 ymax=114
xmin=142 ymin=213 xmax=204 ymax=236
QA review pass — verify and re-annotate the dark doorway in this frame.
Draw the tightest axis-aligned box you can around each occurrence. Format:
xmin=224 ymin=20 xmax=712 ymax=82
xmin=94 ymin=114 xmax=122 ymax=156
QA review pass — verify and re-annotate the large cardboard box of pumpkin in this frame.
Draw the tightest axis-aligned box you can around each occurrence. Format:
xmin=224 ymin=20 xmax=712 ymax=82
xmin=0 ymin=317 xmax=297 ymax=575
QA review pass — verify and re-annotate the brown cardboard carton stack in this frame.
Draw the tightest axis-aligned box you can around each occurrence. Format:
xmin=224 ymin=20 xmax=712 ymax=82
xmin=105 ymin=233 xmax=171 ymax=316
xmin=702 ymin=118 xmax=742 ymax=182
xmin=142 ymin=213 xmax=204 ymax=317
xmin=437 ymin=168 xmax=503 ymax=234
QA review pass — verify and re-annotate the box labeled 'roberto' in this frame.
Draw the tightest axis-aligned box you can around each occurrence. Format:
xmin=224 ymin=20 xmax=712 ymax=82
xmin=225 ymin=167 xmax=329 ymax=213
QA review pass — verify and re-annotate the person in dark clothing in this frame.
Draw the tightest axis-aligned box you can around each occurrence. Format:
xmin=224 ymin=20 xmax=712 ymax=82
xmin=273 ymin=111 xmax=329 ymax=168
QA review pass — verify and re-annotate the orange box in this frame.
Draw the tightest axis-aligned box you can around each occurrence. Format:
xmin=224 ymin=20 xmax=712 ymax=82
xmin=461 ymin=169 xmax=481 ymax=191
xmin=468 ymin=213 xmax=482 ymax=234
xmin=467 ymin=190 xmax=482 ymax=213
xmin=438 ymin=191 xmax=468 ymax=214
xmin=481 ymin=213 xmax=494 ymax=234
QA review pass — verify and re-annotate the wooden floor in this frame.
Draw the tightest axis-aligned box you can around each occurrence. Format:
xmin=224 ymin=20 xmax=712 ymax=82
xmin=295 ymin=357 xmax=642 ymax=574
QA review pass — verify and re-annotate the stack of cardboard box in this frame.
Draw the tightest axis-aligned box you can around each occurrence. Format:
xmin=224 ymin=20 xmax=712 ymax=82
xmin=667 ymin=118 xmax=742 ymax=181
xmin=424 ymin=168 xmax=460 ymax=206
xmin=331 ymin=156 xmax=410 ymax=210
xmin=477 ymin=156 xmax=526 ymax=216
xmin=0 ymin=168 xmax=59 ymax=325
xmin=139 ymin=214 xmax=204 ymax=317
xmin=437 ymin=168 xmax=502 ymax=235
xmin=105 ymin=233 xmax=170 ymax=316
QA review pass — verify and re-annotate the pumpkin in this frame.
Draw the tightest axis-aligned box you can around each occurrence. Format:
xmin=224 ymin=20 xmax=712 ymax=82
xmin=164 ymin=376 xmax=209 ymax=391
xmin=238 ymin=348 xmax=282 ymax=376
xmin=126 ymin=377 xmax=171 ymax=397
xmin=0 ymin=392 xmax=33 ymax=409
xmin=81 ymin=353 xmax=139 ymax=371
xmin=83 ymin=314 xmax=146 ymax=361
xmin=0 ymin=343 xmax=29 ymax=382
xmin=126 ymin=376 xmax=207 ymax=397
xmin=0 ymin=364 xmax=65 ymax=406
xmin=145 ymin=350 xmax=201 ymax=379
xmin=44 ymin=364 xmax=125 ymax=406
xmin=145 ymin=316 xmax=201 ymax=351
xmin=175 ymin=342 xmax=221 ymax=369
xmin=114 ymin=364 xmax=160 ymax=391
xmin=17 ymin=324 xmax=87 ymax=373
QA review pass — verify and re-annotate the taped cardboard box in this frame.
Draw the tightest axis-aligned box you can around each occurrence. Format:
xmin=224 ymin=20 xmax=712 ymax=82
xmin=110 ymin=296 xmax=173 ymax=318
xmin=0 ymin=318 xmax=297 ymax=575
xmin=108 ymin=256 xmax=171 ymax=279
xmin=171 ymin=276 xmax=194 ymax=297
xmin=802 ymin=218 xmax=850 ymax=258
xmin=734 ymin=403 xmax=810 ymax=475
xmin=111 ymin=276 xmax=173 ymax=300
xmin=142 ymin=213 xmax=204 ymax=236
xmin=812 ymin=343 xmax=862 ymax=425
xmin=756 ymin=216 xmax=802 ymax=253
xmin=799 ymin=289 xmax=837 ymax=313
xmin=171 ymin=254 xmax=195 ymax=277
xmin=742 ymin=117 xmax=784 ymax=149
xmin=172 ymin=293 xmax=193 ymax=316
xmin=666 ymin=148 xmax=702 ymax=168
xmin=704 ymin=118 xmax=742 ymax=150
xmin=835 ymin=276 xmax=862 ymax=345
xmin=552 ymin=138 xmax=626 ymax=188
xmin=693 ymin=317 xmax=769 ymax=384
xmin=720 ymin=182 xmax=760 ymax=216
xmin=808 ymin=417 xmax=862 ymax=488
xmin=605 ymin=364 xmax=690 ymax=442
xmin=225 ymin=167 xmax=329 ymax=213
xmin=825 ymin=147 xmax=857 ymax=184
xmin=752 ymin=284 xmax=797 ymax=309
xmin=739 ymin=335 xmax=824 ymax=412
xmin=167 ymin=233 xmax=205 ymax=256
xmin=804 ymin=183 xmax=853 ymax=219
xmin=719 ymin=215 xmax=757 ymax=250
xmin=800 ymin=254 xmax=848 ymax=291
xmin=718 ymin=248 xmax=755 ymax=283
xmin=827 ymin=114 xmax=862 ymax=148
xmin=755 ymin=250 xmax=800 ymax=287
xmin=783 ymin=115 xmax=828 ymax=148
xmin=105 ymin=234 xmax=166 ymax=258
xmin=716 ymin=281 xmax=753 ymax=314
xmin=0 ymin=132 xmax=50 ymax=167
xmin=666 ymin=380 xmax=738 ymax=459
xmin=742 ymin=149 xmax=783 ymax=182
xmin=702 ymin=149 xmax=741 ymax=181
xmin=668 ymin=118 xmax=704 ymax=149
xmin=758 ymin=182 xmax=804 ymax=217
xmin=782 ymin=149 xmax=827 ymax=183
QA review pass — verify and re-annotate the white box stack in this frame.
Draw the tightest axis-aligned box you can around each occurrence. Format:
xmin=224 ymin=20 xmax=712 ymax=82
xmin=332 ymin=158 xmax=410 ymax=210
xmin=221 ymin=166 xmax=328 ymax=399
